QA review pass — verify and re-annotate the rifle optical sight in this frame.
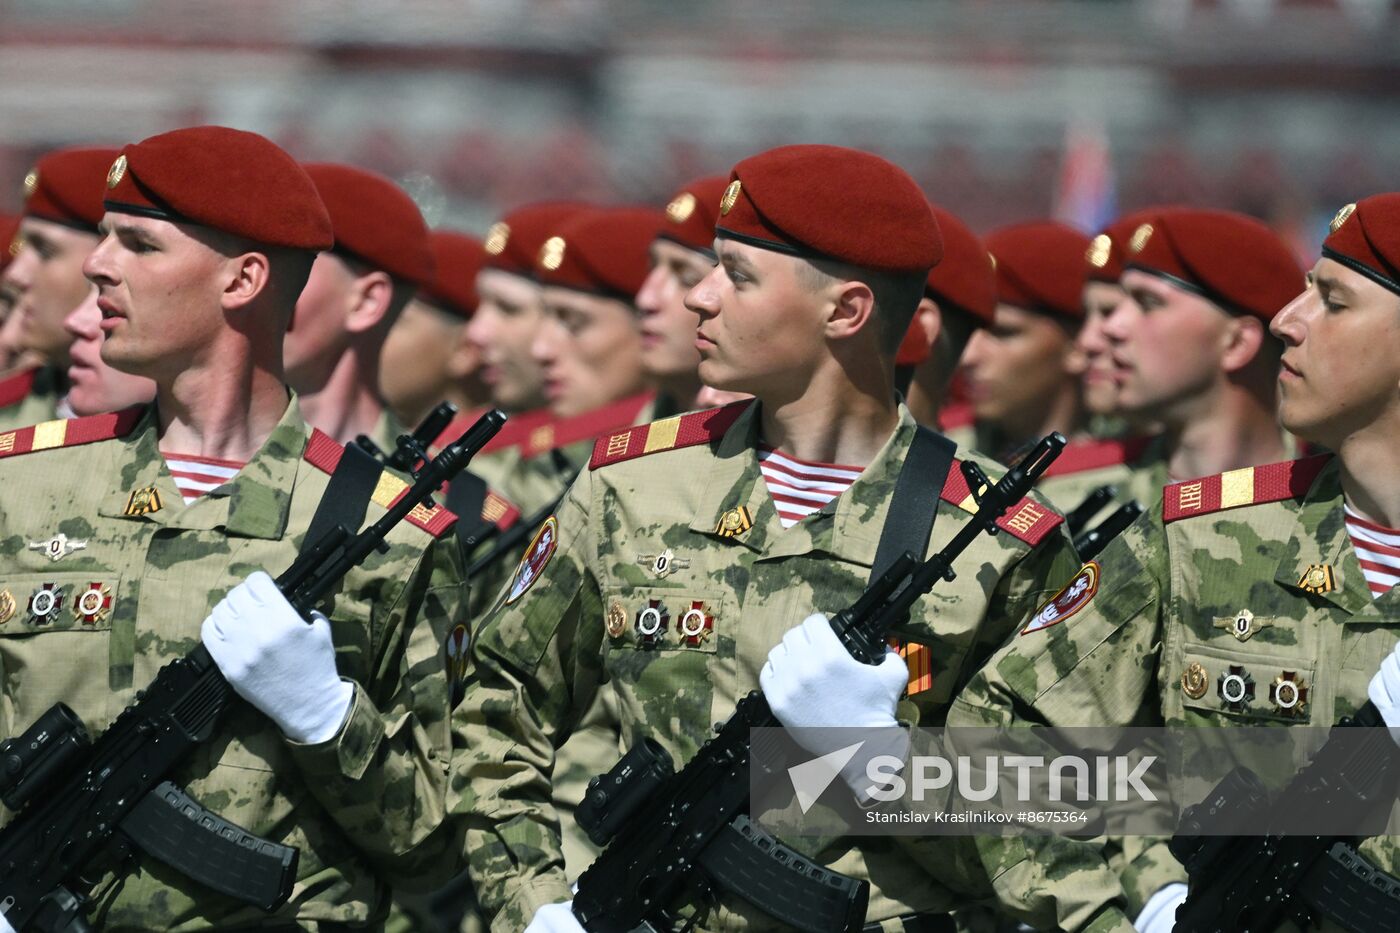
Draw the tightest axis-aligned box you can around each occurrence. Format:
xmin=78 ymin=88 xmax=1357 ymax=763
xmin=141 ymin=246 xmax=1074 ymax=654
xmin=577 ymin=738 xmax=675 ymax=847
xmin=0 ymin=703 xmax=91 ymax=810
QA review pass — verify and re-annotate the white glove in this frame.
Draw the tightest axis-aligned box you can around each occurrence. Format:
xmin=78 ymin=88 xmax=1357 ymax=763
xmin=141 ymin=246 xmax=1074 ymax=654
xmin=761 ymin=613 xmax=910 ymax=799
xmin=525 ymin=902 xmax=585 ymax=932
xmin=0 ymin=907 xmax=14 ymax=933
xmin=201 ymin=571 xmax=354 ymax=744
xmin=1368 ymin=638 xmax=1400 ymax=745
xmin=1133 ymin=882 xmax=1186 ymax=933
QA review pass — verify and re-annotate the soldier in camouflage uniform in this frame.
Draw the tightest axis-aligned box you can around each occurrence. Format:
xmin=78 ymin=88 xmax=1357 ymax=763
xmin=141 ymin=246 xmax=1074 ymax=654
xmin=0 ymin=147 xmax=120 ymax=430
xmin=454 ymin=144 xmax=1081 ymax=932
xmin=947 ymin=193 xmax=1400 ymax=932
xmin=0 ymin=126 xmax=467 ymax=930
xmin=285 ymin=163 xmax=435 ymax=452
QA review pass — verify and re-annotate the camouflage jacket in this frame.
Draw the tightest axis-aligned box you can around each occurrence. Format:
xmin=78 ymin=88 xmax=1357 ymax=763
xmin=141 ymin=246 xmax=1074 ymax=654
xmin=0 ymin=398 xmax=468 ymax=930
xmin=1035 ymin=435 xmax=1167 ymax=540
xmin=0 ymin=363 xmax=64 ymax=432
xmin=949 ymin=454 xmax=1400 ymax=933
xmin=454 ymin=401 xmax=1079 ymax=931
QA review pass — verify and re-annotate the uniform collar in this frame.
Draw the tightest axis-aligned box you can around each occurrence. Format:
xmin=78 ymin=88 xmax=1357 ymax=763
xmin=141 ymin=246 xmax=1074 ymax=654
xmin=98 ymin=394 xmax=307 ymax=541
xmin=687 ymin=400 xmax=914 ymax=567
xmin=1271 ymin=458 xmax=1373 ymax=617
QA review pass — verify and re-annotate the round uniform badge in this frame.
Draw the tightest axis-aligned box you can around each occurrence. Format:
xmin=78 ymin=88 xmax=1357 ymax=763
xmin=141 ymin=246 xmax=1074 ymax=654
xmin=1181 ymin=662 xmax=1209 ymax=700
xmin=605 ymin=598 xmax=627 ymax=639
xmin=666 ymin=192 xmax=697 ymax=224
xmin=484 ymin=221 xmax=510 ymax=256
xmin=719 ymin=180 xmax=741 ymax=216
xmin=1021 ymin=562 xmax=1099 ymax=636
xmin=1086 ymin=234 xmax=1112 ymax=269
xmin=74 ymin=582 xmax=113 ymax=626
xmin=539 ymin=236 xmax=566 ymax=272
xmin=106 ymin=154 xmax=127 ymax=189
xmin=0 ymin=589 xmax=15 ymax=626
xmin=27 ymin=583 xmax=65 ymax=625
xmin=1269 ymin=671 xmax=1308 ymax=718
xmin=505 ymin=516 xmax=558 ymax=605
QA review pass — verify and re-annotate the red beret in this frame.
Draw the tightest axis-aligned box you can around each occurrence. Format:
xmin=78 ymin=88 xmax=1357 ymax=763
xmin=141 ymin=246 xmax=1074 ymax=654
xmin=717 ymin=144 xmax=941 ymax=275
xmin=896 ymin=204 xmax=997 ymax=367
xmin=535 ymin=206 xmax=663 ymax=303
xmin=985 ymin=221 xmax=1091 ymax=320
xmin=104 ymin=125 xmax=332 ymax=251
xmin=22 ymin=147 xmax=119 ymax=233
xmin=1322 ymin=195 xmax=1400 ymax=296
xmin=1124 ymin=208 xmax=1301 ymax=320
xmin=1085 ymin=209 xmax=1166 ymax=284
xmin=303 ymin=162 xmax=433 ymax=287
xmin=420 ymin=230 xmax=485 ymax=319
xmin=656 ymin=175 xmax=728 ymax=257
xmin=483 ymin=201 xmax=589 ymax=278
xmin=1 ymin=214 xmax=20 ymax=272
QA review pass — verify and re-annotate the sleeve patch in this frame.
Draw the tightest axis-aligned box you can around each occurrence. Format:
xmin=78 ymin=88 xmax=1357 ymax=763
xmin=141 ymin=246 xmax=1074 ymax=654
xmin=505 ymin=516 xmax=558 ymax=605
xmin=1022 ymin=562 xmax=1100 ymax=635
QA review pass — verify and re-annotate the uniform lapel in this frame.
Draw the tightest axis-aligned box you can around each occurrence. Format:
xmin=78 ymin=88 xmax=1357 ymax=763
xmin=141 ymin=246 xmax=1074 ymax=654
xmin=1272 ymin=459 xmax=1371 ymax=617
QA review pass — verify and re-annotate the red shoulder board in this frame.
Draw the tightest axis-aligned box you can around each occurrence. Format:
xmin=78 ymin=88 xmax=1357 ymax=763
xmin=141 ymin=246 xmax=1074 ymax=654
xmin=1040 ymin=436 xmax=1153 ymax=478
xmin=590 ymin=400 xmax=751 ymax=470
xmin=482 ymin=490 xmax=521 ymax=531
xmin=522 ymin=392 xmax=655 ymax=459
xmin=940 ymin=458 xmax=1065 ymax=546
xmin=0 ymin=367 xmax=38 ymax=409
xmin=1162 ymin=454 xmax=1332 ymax=524
xmin=0 ymin=407 xmax=144 ymax=461
xmin=303 ymin=429 xmax=458 ymax=539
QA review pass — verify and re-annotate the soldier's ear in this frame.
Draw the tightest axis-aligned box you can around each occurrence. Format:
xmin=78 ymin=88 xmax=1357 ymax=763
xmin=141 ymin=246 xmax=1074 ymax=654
xmin=825 ymin=279 xmax=877 ymax=343
xmin=220 ymin=251 xmax=272 ymax=312
xmin=1220 ymin=313 xmax=1267 ymax=374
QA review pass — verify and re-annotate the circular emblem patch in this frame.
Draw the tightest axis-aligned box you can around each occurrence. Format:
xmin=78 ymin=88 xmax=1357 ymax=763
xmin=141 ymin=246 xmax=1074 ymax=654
xmin=719 ymin=180 xmax=741 ymax=216
xmin=107 ymin=155 xmax=127 ymax=190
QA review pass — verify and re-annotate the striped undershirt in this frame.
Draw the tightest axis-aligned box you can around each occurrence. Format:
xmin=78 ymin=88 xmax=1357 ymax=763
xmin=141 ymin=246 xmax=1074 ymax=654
xmin=1345 ymin=504 xmax=1400 ymax=598
xmin=164 ymin=454 xmax=244 ymax=505
xmin=758 ymin=445 xmax=862 ymax=528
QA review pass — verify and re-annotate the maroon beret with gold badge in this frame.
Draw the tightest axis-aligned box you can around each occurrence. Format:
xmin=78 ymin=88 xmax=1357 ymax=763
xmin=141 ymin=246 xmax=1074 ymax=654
xmin=896 ymin=204 xmax=997 ymax=366
xmin=104 ymin=126 xmax=332 ymax=251
xmin=483 ymin=201 xmax=590 ymax=278
xmin=716 ymin=144 xmax=942 ymax=275
xmin=1322 ymin=195 xmax=1400 ymax=296
xmin=22 ymin=147 xmax=120 ymax=233
xmin=420 ymin=230 xmax=486 ymax=319
xmin=1124 ymin=208 xmax=1301 ymax=320
xmin=0 ymin=214 xmax=20 ymax=272
xmin=535 ymin=206 xmax=665 ymax=303
xmin=985 ymin=221 xmax=1091 ymax=320
xmin=1084 ymin=209 xmax=1165 ymax=284
xmin=656 ymin=175 xmax=729 ymax=258
xmin=303 ymin=162 xmax=433 ymax=287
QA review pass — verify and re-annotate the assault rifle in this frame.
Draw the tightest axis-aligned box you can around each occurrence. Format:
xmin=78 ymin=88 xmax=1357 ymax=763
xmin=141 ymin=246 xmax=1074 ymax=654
xmin=1073 ymin=500 xmax=1143 ymax=562
xmin=1170 ymin=700 xmax=1400 ymax=932
xmin=1064 ymin=484 xmax=1116 ymax=538
xmin=356 ymin=400 xmax=460 ymax=474
xmin=0 ymin=410 xmax=506 ymax=932
xmin=571 ymin=433 xmax=1067 ymax=933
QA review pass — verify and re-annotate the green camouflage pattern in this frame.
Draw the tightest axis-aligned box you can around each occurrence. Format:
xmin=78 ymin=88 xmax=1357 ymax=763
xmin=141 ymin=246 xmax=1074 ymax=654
xmin=453 ymin=402 xmax=1081 ymax=930
xmin=949 ymin=455 xmax=1400 ymax=932
xmin=0 ymin=398 xmax=468 ymax=930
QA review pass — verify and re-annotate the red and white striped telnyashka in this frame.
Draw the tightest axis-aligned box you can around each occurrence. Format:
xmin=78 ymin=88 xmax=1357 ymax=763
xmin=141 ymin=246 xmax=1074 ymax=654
xmin=164 ymin=454 xmax=244 ymax=504
xmin=1345 ymin=504 xmax=1400 ymax=598
xmin=757 ymin=445 xmax=863 ymax=529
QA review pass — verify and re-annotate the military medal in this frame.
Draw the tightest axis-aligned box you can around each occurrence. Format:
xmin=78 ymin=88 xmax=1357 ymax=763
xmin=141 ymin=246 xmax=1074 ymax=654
xmin=1181 ymin=662 xmax=1209 ymax=700
xmin=124 ymin=485 xmax=163 ymax=516
xmin=678 ymin=601 xmax=714 ymax=646
xmin=1297 ymin=564 xmax=1335 ymax=596
xmin=73 ymin=583 xmax=113 ymax=626
xmin=28 ymin=532 xmax=88 ymax=563
xmin=714 ymin=506 xmax=753 ymax=539
xmin=638 ymin=549 xmax=690 ymax=579
xmin=1217 ymin=665 xmax=1255 ymax=713
xmin=27 ymin=583 xmax=65 ymax=625
xmin=605 ymin=598 xmax=628 ymax=639
xmin=1269 ymin=671 xmax=1308 ymax=719
xmin=634 ymin=599 xmax=670 ymax=647
xmin=0 ymin=589 xmax=14 ymax=626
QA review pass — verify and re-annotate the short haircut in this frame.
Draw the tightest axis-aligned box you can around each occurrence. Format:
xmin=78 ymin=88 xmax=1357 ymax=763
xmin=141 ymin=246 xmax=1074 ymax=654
xmin=798 ymin=257 xmax=929 ymax=356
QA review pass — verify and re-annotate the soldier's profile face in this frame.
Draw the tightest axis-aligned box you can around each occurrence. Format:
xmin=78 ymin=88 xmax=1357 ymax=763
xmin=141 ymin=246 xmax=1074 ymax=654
xmin=61 ymin=285 xmax=155 ymax=416
xmin=960 ymin=302 xmax=1082 ymax=426
xmin=1110 ymin=269 xmax=1233 ymax=419
xmin=1079 ymin=281 xmax=1129 ymax=416
xmin=685 ymin=238 xmax=828 ymax=397
xmin=7 ymin=217 xmax=98 ymax=367
xmin=1271 ymin=258 xmax=1400 ymax=448
xmin=85 ymin=213 xmax=231 ymax=380
xmin=635 ymin=239 xmax=710 ymax=382
xmin=469 ymin=268 xmax=548 ymax=412
xmin=284 ymin=251 xmax=358 ymax=393
xmin=535 ymin=286 xmax=645 ymax=418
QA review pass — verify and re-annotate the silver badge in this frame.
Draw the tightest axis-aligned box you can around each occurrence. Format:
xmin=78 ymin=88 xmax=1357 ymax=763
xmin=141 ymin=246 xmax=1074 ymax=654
xmin=28 ymin=533 xmax=88 ymax=563
xmin=637 ymin=548 xmax=690 ymax=579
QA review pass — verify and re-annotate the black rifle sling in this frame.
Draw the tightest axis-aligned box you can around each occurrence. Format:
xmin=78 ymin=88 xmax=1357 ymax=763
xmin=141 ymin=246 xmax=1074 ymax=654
xmin=303 ymin=441 xmax=382 ymax=547
xmin=869 ymin=425 xmax=956 ymax=586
